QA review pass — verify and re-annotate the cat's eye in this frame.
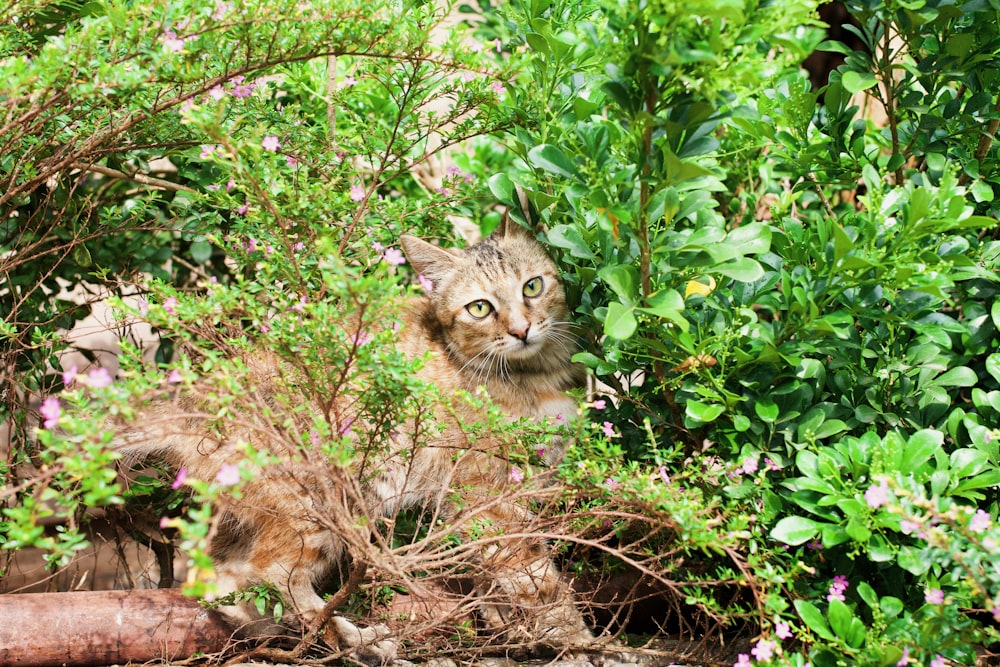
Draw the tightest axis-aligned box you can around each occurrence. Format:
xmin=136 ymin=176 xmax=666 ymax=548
xmin=466 ymin=300 xmax=493 ymax=319
xmin=523 ymin=277 xmax=543 ymax=298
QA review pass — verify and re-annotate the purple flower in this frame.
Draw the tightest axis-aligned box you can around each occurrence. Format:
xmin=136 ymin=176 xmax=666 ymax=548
xmin=897 ymin=646 xmax=910 ymax=666
xmin=343 ymin=75 xmax=357 ymax=86
xmin=285 ymin=155 xmax=298 ymax=167
xmin=215 ymin=464 xmax=240 ymax=486
xmin=235 ymin=203 xmax=248 ymax=215
xmin=509 ymin=466 xmax=524 ymax=484
xmin=291 ymin=295 xmax=307 ymax=313
xmin=930 ymin=654 xmax=947 ymax=667
xmin=87 ymin=367 xmax=113 ymax=389
xmin=925 ymin=588 xmax=945 ymax=605
xmin=167 ymin=369 xmax=183 ymax=384
xmin=137 ymin=297 xmax=149 ymax=316
xmin=350 ymin=184 xmax=366 ymax=202
xmin=900 ymin=519 xmax=921 ymax=534
xmin=604 ymin=477 xmax=620 ymax=491
xmin=417 ymin=274 xmax=434 ymax=293
xmin=775 ymin=621 xmax=792 ymax=640
xmin=601 ymin=421 xmax=616 ymax=438
xmin=292 ymin=241 xmax=306 ymax=252
xmin=657 ymin=466 xmax=670 ymax=484
xmin=593 ymin=398 xmax=606 ymax=410
xmin=200 ymin=144 xmax=217 ymax=159
xmin=491 ymin=81 xmax=506 ymax=97
xmin=751 ymin=639 xmax=776 ymax=662
xmin=225 ymin=179 xmax=236 ymax=191
xmin=171 ymin=467 xmax=188 ymax=489
xmin=62 ymin=364 xmax=78 ymax=388
xmin=864 ymin=480 xmax=891 ymax=509
xmin=163 ymin=297 xmax=178 ymax=315
xmin=382 ymin=248 xmax=406 ymax=265
xmin=970 ymin=509 xmax=991 ymax=533
xmin=40 ymin=396 xmax=60 ymax=429
xmin=740 ymin=456 xmax=759 ymax=475
xmin=261 ymin=135 xmax=280 ymax=152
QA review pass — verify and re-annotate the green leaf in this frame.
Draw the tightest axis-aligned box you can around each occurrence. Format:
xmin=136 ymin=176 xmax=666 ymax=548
xmin=755 ymin=399 xmax=779 ymax=424
xmin=528 ymin=144 xmax=577 ymax=179
xmin=603 ymin=301 xmax=637 ymax=340
xmin=985 ymin=353 xmax=1000 ymax=383
xmin=598 ymin=265 xmax=640 ymax=305
xmin=715 ymin=257 xmax=764 ymax=282
xmin=487 ymin=173 xmax=516 ymax=206
xmin=794 ymin=600 xmax=836 ymax=641
xmin=547 ymin=225 xmax=595 ymax=260
xmin=897 ymin=545 xmax=929 ymax=575
xmin=771 ymin=516 xmax=820 ymax=545
xmin=900 ymin=429 xmax=944 ymax=473
xmin=685 ymin=400 xmax=725 ymax=423
xmin=725 ymin=222 xmax=772 ymax=256
xmin=925 ymin=366 xmax=977 ymax=388
xmin=828 ymin=598 xmax=865 ymax=648
xmin=841 ymin=70 xmax=878 ymax=93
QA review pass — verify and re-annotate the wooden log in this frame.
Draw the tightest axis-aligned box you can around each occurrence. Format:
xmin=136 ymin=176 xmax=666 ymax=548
xmin=0 ymin=589 xmax=234 ymax=666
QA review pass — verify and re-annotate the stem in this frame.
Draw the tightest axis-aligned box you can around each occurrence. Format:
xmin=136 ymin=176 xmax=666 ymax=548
xmin=69 ymin=161 xmax=197 ymax=193
xmin=879 ymin=18 xmax=904 ymax=185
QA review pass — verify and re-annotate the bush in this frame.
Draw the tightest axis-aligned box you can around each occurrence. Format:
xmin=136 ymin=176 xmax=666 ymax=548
xmin=3 ymin=0 xmax=1000 ymax=664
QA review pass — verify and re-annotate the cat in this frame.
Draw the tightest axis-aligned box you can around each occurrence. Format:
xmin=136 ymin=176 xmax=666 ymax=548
xmin=114 ymin=216 xmax=595 ymax=665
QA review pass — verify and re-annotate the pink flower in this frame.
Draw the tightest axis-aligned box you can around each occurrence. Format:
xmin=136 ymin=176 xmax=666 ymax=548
xmin=925 ymin=588 xmax=945 ymax=605
xmin=864 ymin=480 xmax=890 ymax=509
xmin=491 ymin=81 xmax=506 ymax=97
xmin=162 ymin=31 xmax=186 ymax=52
xmin=226 ymin=179 xmax=236 ymax=191
xmin=930 ymin=654 xmax=947 ymax=667
xmin=200 ymin=144 xmax=217 ymax=159
xmin=350 ymin=183 xmax=365 ymax=202
xmin=207 ymin=85 xmax=225 ymax=101
xmin=215 ymin=464 xmax=240 ymax=486
xmin=167 ymin=369 xmax=183 ymax=384
xmin=62 ymin=365 xmax=78 ymax=388
xmin=171 ymin=467 xmax=188 ymax=489
xmin=163 ymin=297 xmax=178 ymax=315
xmin=897 ymin=646 xmax=910 ymax=666
xmin=900 ymin=519 xmax=921 ymax=534
xmin=291 ymin=295 xmax=307 ymax=313
xmin=417 ymin=274 xmax=434 ymax=293
xmin=827 ymin=575 xmax=848 ymax=602
xmin=382 ymin=248 xmax=405 ymax=265
xmin=261 ymin=135 xmax=280 ymax=152
xmin=460 ymin=71 xmax=476 ymax=83
xmin=509 ymin=466 xmax=524 ymax=484
xmin=232 ymin=82 xmax=256 ymax=98
xmin=734 ymin=654 xmax=751 ymax=667
xmin=87 ymin=367 xmax=113 ymax=389
xmin=740 ymin=456 xmax=759 ymax=475
xmin=285 ymin=155 xmax=298 ymax=167
xmin=292 ymin=241 xmax=306 ymax=252
xmin=657 ymin=466 xmax=670 ymax=484
xmin=137 ymin=297 xmax=149 ymax=316
xmin=751 ymin=639 xmax=776 ymax=662
xmin=593 ymin=399 xmax=606 ymax=410
xmin=343 ymin=75 xmax=357 ymax=86
xmin=601 ymin=421 xmax=616 ymax=438
xmin=970 ymin=509 xmax=991 ymax=533
xmin=40 ymin=396 xmax=60 ymax=429
xmin=235 ymin=204 xmax=248 ymax=215
xmin=775 ymin=621 xmax=792 ymax=640
xmin=604 ymin=477 xmax=620 ymax=491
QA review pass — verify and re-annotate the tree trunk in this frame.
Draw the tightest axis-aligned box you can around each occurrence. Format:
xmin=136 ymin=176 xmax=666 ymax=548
xmin=0 ymin=589 xmax=233 ymax=666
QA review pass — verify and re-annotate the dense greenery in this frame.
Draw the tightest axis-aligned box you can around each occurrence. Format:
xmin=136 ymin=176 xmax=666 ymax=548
xmin=3 ymin=0 xmax=1000 ymax=665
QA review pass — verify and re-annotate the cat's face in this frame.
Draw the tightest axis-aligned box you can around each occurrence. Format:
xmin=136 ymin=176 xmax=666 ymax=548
xmin=401 ymin=222 xmax=573 ymax=375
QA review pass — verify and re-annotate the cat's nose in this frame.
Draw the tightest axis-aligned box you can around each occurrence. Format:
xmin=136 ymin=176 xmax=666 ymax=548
xmin=508 ymin=322 xmax=530 ymax=341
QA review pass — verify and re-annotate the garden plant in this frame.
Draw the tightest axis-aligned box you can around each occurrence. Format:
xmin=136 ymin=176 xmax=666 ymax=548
xmin=2 ymin=0 xmax=1000 ymax=665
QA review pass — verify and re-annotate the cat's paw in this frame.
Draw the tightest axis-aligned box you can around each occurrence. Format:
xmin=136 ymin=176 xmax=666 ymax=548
xmin=323 ymin=616 xmax=398 ymax=666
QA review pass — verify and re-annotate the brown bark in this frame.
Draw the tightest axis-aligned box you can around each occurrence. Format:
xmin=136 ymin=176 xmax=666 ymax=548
xmin=0 ymin=589 xmax=234 ymax=666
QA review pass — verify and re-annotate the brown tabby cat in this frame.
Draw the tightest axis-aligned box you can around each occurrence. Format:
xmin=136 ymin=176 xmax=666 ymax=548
xmin=116 ymin=217 xmax=594 ymax=664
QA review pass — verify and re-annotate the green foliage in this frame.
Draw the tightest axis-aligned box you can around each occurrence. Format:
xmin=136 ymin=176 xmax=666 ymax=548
xmin=5 ymin=0 xmax=1000 ymax=663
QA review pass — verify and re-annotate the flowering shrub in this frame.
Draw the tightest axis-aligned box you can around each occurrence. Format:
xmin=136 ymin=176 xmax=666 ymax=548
xmin=3 ymin=0 xmax=1000 ymax=664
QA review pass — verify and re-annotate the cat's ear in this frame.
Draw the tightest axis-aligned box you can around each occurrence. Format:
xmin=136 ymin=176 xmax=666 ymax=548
xmin=400 ymin=235 xmax=459 ymax=281
xmin=496 ymin=184 xmax=540 ymax=239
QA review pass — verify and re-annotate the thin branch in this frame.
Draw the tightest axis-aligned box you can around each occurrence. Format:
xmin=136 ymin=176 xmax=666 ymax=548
xmin=69 ymin=161 xmax=198 ymax=193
